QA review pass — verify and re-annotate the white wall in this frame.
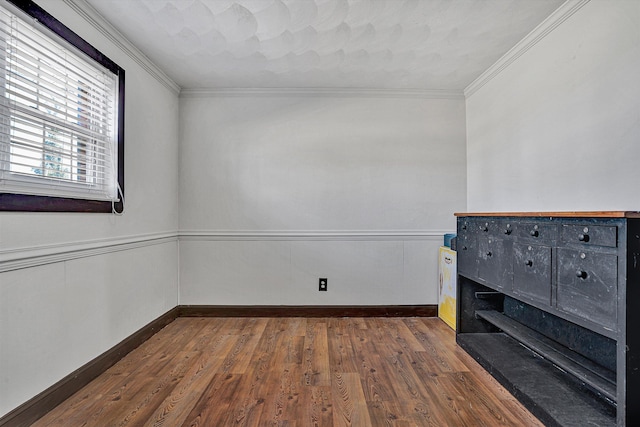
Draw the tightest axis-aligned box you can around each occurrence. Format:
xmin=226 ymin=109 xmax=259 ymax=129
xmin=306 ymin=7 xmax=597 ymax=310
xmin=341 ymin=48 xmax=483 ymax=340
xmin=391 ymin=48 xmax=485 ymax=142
xmin=0 ymin=1 xmax=180 ymax=417
xmin=466 ymin=0 xmax=640 ymax=212
xmin=179 ymin=94 xmax=466 ymax=305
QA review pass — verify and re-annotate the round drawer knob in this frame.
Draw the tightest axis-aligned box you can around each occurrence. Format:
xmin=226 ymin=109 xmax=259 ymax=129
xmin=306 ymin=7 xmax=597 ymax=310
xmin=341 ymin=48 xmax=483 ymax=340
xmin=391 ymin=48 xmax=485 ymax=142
xmin=530 ymin=230 xmax=539 ymax=237
xmin=576 ymin=270 xmax=588 ymax=279
xmin=525 ymin=260 xmax=533 ymax=267
xmin=578 ymin=234 xmax=590 ymax=242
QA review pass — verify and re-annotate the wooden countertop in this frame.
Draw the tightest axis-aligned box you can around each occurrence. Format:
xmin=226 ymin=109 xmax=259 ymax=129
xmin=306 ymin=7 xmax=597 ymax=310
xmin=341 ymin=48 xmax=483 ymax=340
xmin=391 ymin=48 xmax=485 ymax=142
xmin=455 ymin=211 xmax=640 ymax=218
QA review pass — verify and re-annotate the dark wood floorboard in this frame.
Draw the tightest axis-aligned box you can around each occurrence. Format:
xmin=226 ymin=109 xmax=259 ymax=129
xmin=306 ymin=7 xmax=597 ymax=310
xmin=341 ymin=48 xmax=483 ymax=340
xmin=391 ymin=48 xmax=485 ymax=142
xmin=32 ymin=317 xmax=543 ymax=427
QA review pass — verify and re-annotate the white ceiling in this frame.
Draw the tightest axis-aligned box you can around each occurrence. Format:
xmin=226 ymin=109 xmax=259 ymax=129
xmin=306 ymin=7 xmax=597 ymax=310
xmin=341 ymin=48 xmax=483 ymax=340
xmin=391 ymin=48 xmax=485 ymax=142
xmin=84 ymin=0 xmax=565 ymax=90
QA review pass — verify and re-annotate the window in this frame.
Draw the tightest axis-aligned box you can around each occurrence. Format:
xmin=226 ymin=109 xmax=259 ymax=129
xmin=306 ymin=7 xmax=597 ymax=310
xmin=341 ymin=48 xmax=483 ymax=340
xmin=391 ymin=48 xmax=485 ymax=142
xmin=0 ymin=0 xmax=124 ymax=213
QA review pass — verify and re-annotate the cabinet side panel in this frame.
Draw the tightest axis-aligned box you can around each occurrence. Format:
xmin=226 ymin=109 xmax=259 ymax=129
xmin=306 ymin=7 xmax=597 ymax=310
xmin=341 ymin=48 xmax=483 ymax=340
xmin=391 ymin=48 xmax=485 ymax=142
xmin=625 ymin=219 xmax=640 ymax=425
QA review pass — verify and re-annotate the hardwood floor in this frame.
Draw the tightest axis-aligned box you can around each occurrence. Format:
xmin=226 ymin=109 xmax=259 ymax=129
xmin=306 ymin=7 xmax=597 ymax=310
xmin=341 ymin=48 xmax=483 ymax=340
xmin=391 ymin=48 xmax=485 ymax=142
xmin=32 ymin=317 xmax=543 ymax=426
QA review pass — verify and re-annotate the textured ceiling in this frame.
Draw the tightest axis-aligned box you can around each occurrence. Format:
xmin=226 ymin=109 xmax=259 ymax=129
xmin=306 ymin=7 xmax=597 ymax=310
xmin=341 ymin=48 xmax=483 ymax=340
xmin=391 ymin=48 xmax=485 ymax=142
xmin=83 ymin=0 xmax=564 ymax=90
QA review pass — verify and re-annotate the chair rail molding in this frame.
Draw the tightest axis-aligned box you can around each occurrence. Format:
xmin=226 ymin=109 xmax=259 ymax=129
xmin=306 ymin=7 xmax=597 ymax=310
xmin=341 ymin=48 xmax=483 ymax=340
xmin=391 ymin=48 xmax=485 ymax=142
xmin=178 ymin=229 xmax=452 ymax=241
xmin=1 ymin=229 xmax=453 ymax=272
xmin=0 ymin=232 xmax=178 ymax=273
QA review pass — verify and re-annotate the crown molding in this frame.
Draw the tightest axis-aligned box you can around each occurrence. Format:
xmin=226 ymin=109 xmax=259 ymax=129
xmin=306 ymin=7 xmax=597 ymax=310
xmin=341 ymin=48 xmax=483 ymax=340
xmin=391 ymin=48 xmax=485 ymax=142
xmin=56 ymin=0 xmax=590 ymax=101
xmin=62 ymin=0 xmax=181 ymax=95
xmin=180 ymin=87 xmax=464 ymax=100
xmin=464 ymin=0 xmax=590 ymax=98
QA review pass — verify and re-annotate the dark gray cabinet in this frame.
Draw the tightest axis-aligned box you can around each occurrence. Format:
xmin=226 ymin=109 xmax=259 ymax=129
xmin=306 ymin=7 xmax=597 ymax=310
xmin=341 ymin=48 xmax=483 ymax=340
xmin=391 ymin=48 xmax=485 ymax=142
xmin=455 ymin=212 xmax=640 ymax=427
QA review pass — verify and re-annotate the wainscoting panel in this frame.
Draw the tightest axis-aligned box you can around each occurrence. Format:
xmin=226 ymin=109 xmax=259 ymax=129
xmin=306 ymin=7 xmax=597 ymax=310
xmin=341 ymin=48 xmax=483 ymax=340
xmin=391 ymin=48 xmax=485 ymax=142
xmin=179 ymin=239 xmax=293 ymax=305
xmin=179 ymin=234 xmax=442 ymax=306
xmin=289 ymin=240 xmax=404 ymax=305
xmin=0 ymin=240 xmax=179 ymax=418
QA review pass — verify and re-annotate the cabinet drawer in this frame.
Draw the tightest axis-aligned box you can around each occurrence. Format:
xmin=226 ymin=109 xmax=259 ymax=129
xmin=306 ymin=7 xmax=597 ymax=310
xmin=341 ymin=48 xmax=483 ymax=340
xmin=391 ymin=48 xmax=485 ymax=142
xmin=513 ymin=243 xmax=552 ymax=305
xmin=457 ymin=233 xmax=477 ymax=277
xmin=457 ymin=219 xmax=478 ymax=277
xmin=477 ymin=237 xmax=513 ymax=290
xmin=561 ymin=224 xmax=617 ymax=248
xmin=458 ymin=219 xmax=475 ymax=234
xmin=515 ymin=222 xmax=558 ymax=245
xmin=496 ymin=220 xmax=516 ymax=238
xmin=472 ymin=219 xmax=516 ymax=238
xmin=557 ymin=249 xmax=618 ymax=330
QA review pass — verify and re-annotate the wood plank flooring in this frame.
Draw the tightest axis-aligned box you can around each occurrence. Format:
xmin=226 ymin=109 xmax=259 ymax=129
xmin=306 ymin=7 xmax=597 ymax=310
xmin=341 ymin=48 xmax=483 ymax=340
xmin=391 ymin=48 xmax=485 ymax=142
xmin=32 ymin=317 xmax=543 ymax=426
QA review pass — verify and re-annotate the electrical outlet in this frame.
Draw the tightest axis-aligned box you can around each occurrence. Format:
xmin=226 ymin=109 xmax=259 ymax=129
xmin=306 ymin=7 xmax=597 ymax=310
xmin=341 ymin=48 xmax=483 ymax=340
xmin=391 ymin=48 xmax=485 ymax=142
xmin=319 ymin=278 xmax=328 ymax=291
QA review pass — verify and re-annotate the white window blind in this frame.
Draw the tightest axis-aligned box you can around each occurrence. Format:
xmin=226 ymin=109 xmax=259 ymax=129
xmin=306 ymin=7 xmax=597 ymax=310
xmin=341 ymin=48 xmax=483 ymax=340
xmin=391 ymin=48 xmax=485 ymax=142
xmin=0 ymin=3 xmax=118 ymax=201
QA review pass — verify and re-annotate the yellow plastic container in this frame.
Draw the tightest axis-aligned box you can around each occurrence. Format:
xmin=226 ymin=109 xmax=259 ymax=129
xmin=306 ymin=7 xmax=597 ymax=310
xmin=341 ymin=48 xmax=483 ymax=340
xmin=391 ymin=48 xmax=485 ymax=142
xmin=438 ymin=246 xmax=457 ymax=330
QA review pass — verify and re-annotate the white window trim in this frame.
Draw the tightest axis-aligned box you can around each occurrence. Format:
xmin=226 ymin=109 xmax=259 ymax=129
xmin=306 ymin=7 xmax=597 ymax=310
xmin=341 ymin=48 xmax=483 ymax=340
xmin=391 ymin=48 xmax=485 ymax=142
xmin=0 ymin=0 xmax=124 ymax=213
